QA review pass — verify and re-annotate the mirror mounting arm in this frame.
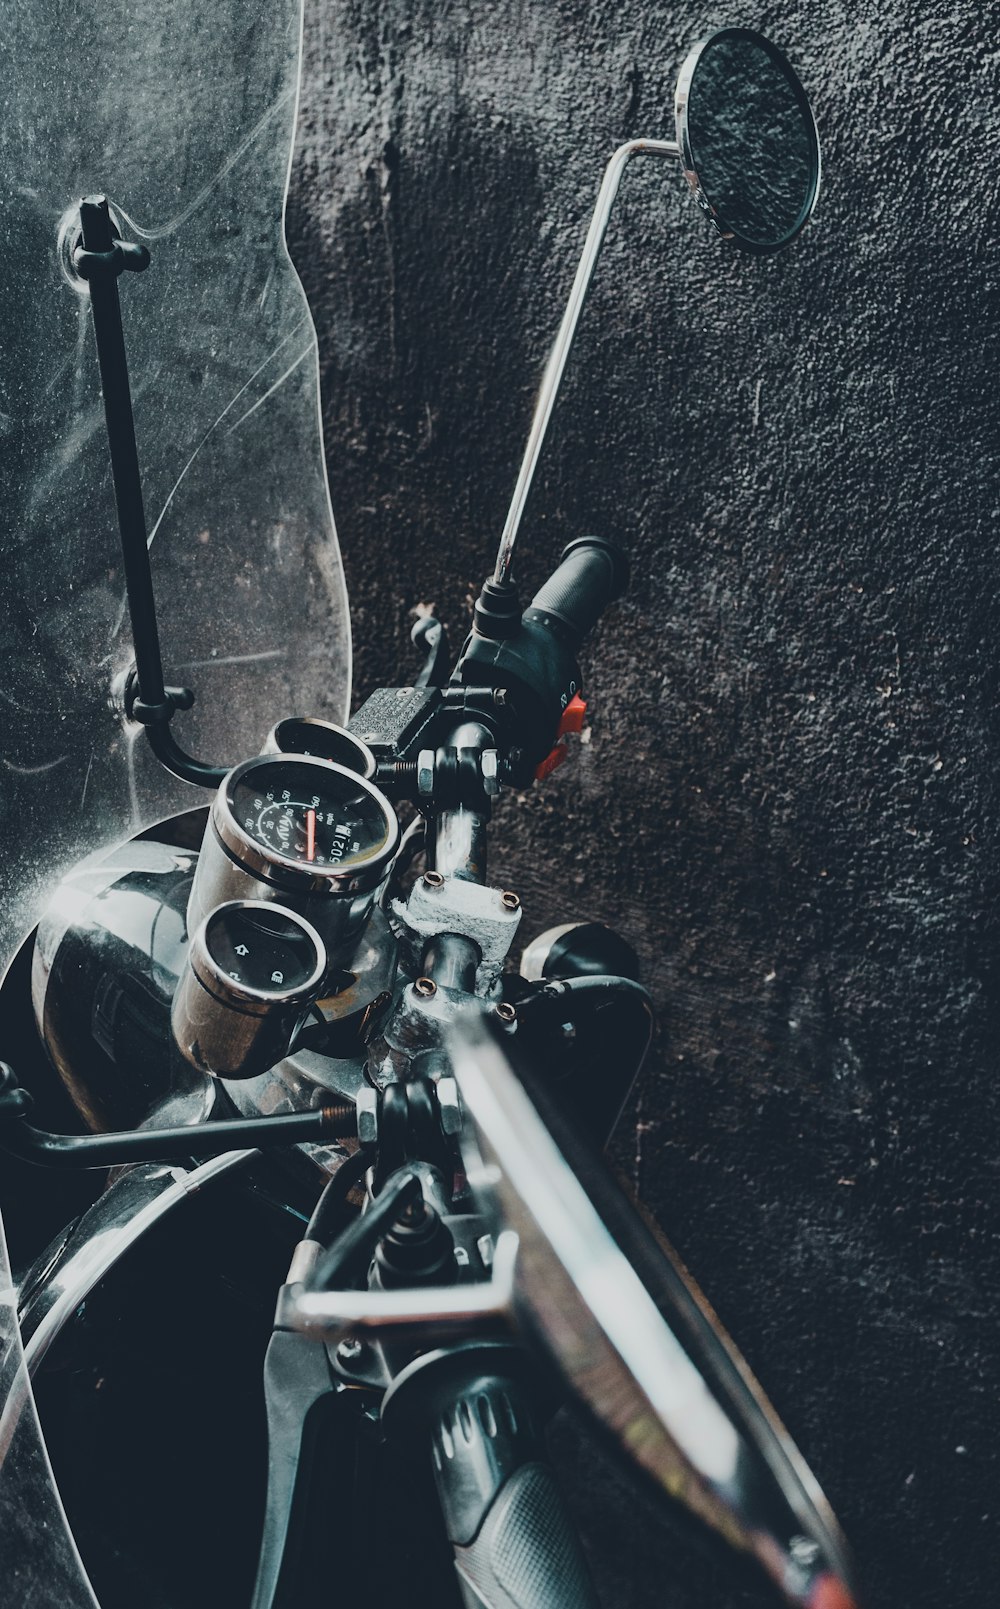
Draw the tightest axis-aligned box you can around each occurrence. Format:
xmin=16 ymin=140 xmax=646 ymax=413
xmin=493 ymin=138 xmax=679 ymax=588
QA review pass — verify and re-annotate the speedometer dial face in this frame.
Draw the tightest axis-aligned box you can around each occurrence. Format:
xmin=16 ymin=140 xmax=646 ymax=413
xmin=229 ymin=758 xmax=394 ymax=871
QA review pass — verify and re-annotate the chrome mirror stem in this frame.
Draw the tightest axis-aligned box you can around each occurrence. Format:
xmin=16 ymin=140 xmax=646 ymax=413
xmin=493 ymin=138 xmax=680 ymax=587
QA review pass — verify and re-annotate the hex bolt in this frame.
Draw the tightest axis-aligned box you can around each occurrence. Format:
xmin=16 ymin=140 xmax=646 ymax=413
xmin=481 ymin=749 xmax=501 ymax=798
xmin=422 ymin=869 xmax=445 ymax=890
xmin=356 ymin=1086 xmax=379 ymax=1148
xmin=414 ymin=975 xmax=438 ymax=999
xmin=500 ymin=890 xmax=520 ymax=912
xmin=337 ymin=1337 xmax=365 ymax=1364
xmin=417 ymin=748 xmax=436 ymax=799
xmin=436 ymin=1076 xmax=463 ymax=1136
xmin=495 ymin=1000 xmax=517 ymax=1024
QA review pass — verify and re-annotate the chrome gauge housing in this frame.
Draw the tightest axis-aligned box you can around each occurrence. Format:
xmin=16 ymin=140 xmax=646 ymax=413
xmin=188 ymin=754 xmax=401 ymax=976
xmin=262 ymin=716 xmax=377 ymax=779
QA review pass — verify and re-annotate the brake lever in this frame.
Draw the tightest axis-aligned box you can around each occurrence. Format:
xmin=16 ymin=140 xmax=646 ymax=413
xmin=411 ymin=613 xmax=451 ymax=688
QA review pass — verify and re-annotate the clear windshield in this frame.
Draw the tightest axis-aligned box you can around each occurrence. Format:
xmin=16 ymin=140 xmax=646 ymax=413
xmin=0 ymin=3 xmax=348 ymax=1592
xmin=0 ymin=0 xmax=350 ymax=985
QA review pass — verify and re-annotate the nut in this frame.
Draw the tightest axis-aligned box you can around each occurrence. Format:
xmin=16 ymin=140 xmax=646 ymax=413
xmin=436 ymin=1075 xmax=463 ymax=1136
xmin=495 ymin=1000 xmax=517 ymax=1024
xmin=500 ymin=890 xmax=520 ymax=913
xmin=414 ymin=975 xmax=437 ymax=998
xmin=356 ymin=1086 xmax=379 ymax=1147
xmin=417 ymin=747 xmax=435 ymax=798
xmin=481 ymin=749 xmax=501 ymax=798
xmin=422 ymin=869 xmax=445 ymax=890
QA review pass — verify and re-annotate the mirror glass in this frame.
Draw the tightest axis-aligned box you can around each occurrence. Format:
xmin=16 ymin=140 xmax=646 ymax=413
xmin=675 ymin=27 xmax=820 ymax=253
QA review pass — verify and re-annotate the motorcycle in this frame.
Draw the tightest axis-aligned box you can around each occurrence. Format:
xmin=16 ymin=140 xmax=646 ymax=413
xmin=0 ymin=10 xmax=859 ymax=1607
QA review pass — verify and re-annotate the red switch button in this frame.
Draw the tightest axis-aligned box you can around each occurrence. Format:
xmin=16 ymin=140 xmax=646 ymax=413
xmin=535 ymin=741 xmax=569 ymax=782
xmin=534 ymin=695 xmax=589 ymax=782
xmin=557 ymin=693 xmax=587 ymax=737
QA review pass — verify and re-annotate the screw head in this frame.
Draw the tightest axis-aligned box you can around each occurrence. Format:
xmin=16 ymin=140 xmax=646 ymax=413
xmin=500 ymin=890 xmax=520 ymax=912
xmin=414 ymin=975 xmax=438 ymax=998
xmin=422 ymin=869 xmax=445 ymax=889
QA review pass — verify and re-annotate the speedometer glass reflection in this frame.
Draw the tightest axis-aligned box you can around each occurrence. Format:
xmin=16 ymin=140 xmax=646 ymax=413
xmin=230 ymin=758 xmax=393 ymax=871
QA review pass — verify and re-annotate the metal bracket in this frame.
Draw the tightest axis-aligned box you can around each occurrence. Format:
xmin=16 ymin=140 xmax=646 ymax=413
xmin=392 ymin=874 xmax=522 ymax=993
xmin=278 ymin=1228 xmax=519 ymax=1344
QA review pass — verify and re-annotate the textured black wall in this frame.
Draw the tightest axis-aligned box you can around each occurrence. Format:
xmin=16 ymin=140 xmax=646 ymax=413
xmin=287 ymin=6 xmax=999 ymax=1605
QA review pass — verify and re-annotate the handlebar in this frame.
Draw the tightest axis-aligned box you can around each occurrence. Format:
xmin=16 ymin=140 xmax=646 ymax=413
xmin=527 ymin=535 xmax=630 ymax=647
xmin=456 ymin=535 xmax=629 ymax=776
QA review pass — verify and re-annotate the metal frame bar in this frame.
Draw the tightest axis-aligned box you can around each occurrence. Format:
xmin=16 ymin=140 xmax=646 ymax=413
xmin=281 ymin=1229 xmax=519 ymax=1342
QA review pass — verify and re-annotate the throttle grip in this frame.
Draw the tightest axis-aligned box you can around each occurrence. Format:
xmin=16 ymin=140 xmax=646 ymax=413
xmin=527 ymin=535 xmax=629 ymax=647
xmin=429 ymin=1365 xmax=598 ymax=1609
xmin=383 ymin=1349 xmax=598 ymax=1609
xmin=456 ymin=534 xmax=629 ymax=775
xmin=450 ymin=1459 xmax=599 ymax=1609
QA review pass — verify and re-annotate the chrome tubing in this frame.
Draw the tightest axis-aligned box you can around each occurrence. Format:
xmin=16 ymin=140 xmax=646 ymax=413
xmin=494 ymin=138 xmax=680 ymax=586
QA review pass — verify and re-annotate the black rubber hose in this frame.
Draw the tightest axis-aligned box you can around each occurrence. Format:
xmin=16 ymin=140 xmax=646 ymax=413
xmin=515 ymin=974 xmax=654 ymax=1147
xmin=145 ymin=720 xmax=228 ymax=788
xmin=516 ymin=973 xmax=653 ymax=1019
xmin=307 ymin=1168 xmax=422 ymax=1291
xmin=304 ymin=1147 xmax=371 ymax=1245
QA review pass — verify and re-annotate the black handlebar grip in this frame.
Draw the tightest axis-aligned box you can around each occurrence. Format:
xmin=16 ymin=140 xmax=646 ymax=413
xmin=528 ymin=535 xmax=629 ymax=646
xmin=423 ymin=1363 xmax=599 ymax=1609
xmin=451 ymin=1461 xmax=599 ymax=1609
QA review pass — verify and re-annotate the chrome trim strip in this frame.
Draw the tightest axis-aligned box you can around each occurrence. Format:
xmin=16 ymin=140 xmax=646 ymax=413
xmin=21 ymin=1148 xmax=257 ymax=1378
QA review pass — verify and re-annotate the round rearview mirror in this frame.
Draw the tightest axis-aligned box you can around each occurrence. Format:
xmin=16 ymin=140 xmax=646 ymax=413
xmin=675 ymin=27 xmax=820 ymax=254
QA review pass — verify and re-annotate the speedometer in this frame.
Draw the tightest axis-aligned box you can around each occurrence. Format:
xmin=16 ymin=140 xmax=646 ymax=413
xmin=186 ymin=754 xmax=400 ymax=974
xmin=231 ymin=758 xmax=392 ymax=869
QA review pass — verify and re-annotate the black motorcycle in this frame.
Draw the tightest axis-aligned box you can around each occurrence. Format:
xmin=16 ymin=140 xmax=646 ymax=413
xmin=0 ymin=14 xmax=858 ymax=1609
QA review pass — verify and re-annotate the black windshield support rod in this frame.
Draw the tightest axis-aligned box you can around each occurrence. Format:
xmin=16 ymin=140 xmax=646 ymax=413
xmin=76 ymin=194 xmax=227 ymax=788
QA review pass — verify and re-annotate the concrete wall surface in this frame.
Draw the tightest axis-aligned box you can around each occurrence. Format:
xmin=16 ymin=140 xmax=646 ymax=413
xmin=287 ymin=5 xmax=1000 ymax=1605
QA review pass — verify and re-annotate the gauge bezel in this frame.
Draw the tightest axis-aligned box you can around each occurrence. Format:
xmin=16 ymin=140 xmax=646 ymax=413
xmin=190 ymin=899 xmax=329 ymax=1013
xmin=263 ymin=717 xmax=377 ymax=780
xmin=213 ymin=753 xmax=400 ymax=897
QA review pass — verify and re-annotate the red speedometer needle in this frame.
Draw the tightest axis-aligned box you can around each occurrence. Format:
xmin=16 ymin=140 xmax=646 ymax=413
xmin=305 ymin=808 xmax=316 ymax=863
